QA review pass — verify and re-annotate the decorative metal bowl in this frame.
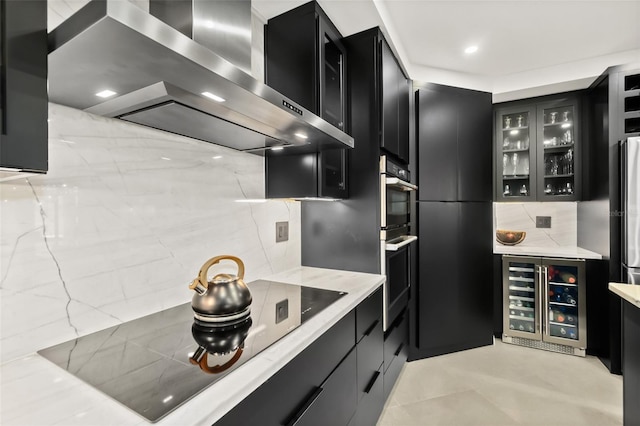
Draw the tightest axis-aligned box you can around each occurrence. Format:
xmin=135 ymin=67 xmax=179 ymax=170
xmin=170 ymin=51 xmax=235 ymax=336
xmin=496 ymin=230 xmax=526 ymax=245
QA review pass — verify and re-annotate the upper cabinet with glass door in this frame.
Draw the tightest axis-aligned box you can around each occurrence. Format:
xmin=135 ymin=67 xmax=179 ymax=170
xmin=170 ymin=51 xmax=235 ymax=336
xmin=495 ymin=105 xmax=537 ymax=201
xmin=495 ymin=94 xmax=581 ymax=201
xmin=537 ymin=100 xmax=580 ymax=201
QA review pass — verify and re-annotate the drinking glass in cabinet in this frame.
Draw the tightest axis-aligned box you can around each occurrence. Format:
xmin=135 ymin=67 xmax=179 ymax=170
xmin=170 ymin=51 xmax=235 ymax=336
xmin=511 ymin=153 xmax=518 ymax=176
xmin=522 ymin=156 xmax=529 ymax=174
xmin=519 ymin=184 xmax=528 ymax=195
xmin=504 ymin=116 xmax=511 ymax=129
xmin=545 ymin=183 xmax=554 ymax=194
xmin=549 ymin=112 xmax=557 ymax=124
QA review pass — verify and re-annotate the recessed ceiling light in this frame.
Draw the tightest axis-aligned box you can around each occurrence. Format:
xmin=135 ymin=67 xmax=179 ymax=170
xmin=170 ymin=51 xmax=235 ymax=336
xmin=271 ymin=146 xmax=284 ymax=151
xmin=212 ymin=155 xmax=223 ymax=159
xmin=202 ymin=91 xmax=226 ymax=102
xmin=294 ymin=132 xmax=308 ymax=140
xmin=161 ymin=157 xmax=171 ymax=161
xmin=510 ymin=130 xmax=519 ymax=135
xmin=95 ymin=89 xmax=117 ymax=98
xmin=561 ymin=123 xmax=571 ymax=128
xmin=464 ymin=45 xmax=478 ymax=54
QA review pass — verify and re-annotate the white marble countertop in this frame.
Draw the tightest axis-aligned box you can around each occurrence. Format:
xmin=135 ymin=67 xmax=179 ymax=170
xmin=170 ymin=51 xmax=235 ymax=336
xmin=493 ymin=245 xmax=603 ymax=260
xmin=609 ymin=282 xmax=640 ymax=309
xmin=0 ymin=267 xmax=385 ymax=426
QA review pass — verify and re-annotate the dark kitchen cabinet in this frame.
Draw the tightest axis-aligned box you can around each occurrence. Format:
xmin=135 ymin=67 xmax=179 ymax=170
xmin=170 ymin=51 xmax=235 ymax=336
xmin=215 ymin=310 xmax=356 ymax=426
xmin=416 ymin=84 xmax=493 ymax=202
xmin=216 ymin=288 xmax=388 ymax=426
xmin=266 ymin=148 xmax=347 ymax=199
xmin=383 ymin=308 xmax=409 ymax=399
xmin=581 ymin=65 xmax=640 ymax=374
xmin=622 ymin=301 xmax=640 ymax=426
xmin=495 ymin=93 xmax=582 ymax=201
xmin=0 ymin=0 xmax=48 ymax=172
xmin=264 ymin=0 xmax=349 ymax=199
xmin=351 ymin=287 xmax=385 ymax=426
xmin=412 ymin=201 xmax=493 ymax=358
xmin=343 ymin=28 xmax=409 ymax=165
xmin=292 ymin=347 xmax=358 ymax=426
xmin=380 ymin=40 xmax=410 ymax=163
xmin=266 ymin=0 xmax=346 ymax=132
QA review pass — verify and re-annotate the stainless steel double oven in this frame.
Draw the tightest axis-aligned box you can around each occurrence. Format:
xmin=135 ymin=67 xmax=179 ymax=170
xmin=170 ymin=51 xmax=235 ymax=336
xmin=380 ymin=156 xmax=417 ymax=330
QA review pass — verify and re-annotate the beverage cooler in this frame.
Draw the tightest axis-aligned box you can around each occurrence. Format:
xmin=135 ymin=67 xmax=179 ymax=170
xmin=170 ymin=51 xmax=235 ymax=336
xmin=502 ymin=255 xmax=586 ymax=356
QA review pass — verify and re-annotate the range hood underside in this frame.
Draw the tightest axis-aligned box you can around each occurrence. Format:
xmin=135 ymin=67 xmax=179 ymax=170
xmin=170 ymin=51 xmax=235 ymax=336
xmin=48 ymin=1 xmax=353 ymax=153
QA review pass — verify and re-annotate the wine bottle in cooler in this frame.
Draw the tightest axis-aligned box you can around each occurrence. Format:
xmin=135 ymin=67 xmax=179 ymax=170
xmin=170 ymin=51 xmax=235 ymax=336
xmin=559 ymin=271 xmax=577 ymax=284
xmin=564 ymin=289 xmax=577 ymax=305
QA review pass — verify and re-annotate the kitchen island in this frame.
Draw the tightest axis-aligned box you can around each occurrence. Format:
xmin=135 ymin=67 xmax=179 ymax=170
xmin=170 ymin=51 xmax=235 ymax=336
xmin=609 ymin=282 xmax=640 ymax=426
xmin=0 ymin=267 xmax=385 ymax=425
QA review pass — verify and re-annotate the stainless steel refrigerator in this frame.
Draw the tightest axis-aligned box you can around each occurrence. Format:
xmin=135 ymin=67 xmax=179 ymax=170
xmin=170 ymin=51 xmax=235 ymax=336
xmin=622 ymin=136 xmax=640 ymax=284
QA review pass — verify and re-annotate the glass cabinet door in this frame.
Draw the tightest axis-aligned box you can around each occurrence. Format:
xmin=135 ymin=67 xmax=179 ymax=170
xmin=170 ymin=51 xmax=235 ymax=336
xmin=543 ymin=259 xmax=586 ymax=348
xmin=537 ymin=102 xmax=579 ymax=200
xmin=319 ymin=20 xmax=346 ymax=132
xmin=496 ymin=107 xmax=536 ymax=201
xmin=503 ymin=257 xmax=541 ymax=340
xmin=319 ymin=148 xmax=348 ymax=198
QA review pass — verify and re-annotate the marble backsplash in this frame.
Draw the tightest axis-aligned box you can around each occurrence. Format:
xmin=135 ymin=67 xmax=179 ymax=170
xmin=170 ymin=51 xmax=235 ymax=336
xmin=0 ymin=104 xmax=301 ymax=362
xmin=494 ymin=202 xmax=577 ymax=247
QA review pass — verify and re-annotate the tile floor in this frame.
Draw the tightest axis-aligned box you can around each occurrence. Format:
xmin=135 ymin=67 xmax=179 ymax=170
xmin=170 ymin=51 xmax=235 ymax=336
xmin=378 ymin=339 xmax=623 ymax=425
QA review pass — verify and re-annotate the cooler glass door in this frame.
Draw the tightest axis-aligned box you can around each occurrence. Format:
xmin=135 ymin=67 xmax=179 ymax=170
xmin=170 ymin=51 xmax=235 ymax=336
xmin=542 ymin=258 xmax=586 ymax=348
xmin=503 ymin=256 xmax=542 ymax=340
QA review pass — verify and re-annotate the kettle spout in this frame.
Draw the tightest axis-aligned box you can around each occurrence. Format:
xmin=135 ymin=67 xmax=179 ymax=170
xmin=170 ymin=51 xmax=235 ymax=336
xmin=189 ymin=346 xmax=207 ymax=364
xmin=188 ymin=278 xmax=208 ymax=295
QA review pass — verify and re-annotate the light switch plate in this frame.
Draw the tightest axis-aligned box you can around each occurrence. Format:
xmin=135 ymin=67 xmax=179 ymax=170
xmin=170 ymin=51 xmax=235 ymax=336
xmin=536 ymin=216 xmax=552 ymax=228
xmin=276 ymin=221 xmax=289 ymax=242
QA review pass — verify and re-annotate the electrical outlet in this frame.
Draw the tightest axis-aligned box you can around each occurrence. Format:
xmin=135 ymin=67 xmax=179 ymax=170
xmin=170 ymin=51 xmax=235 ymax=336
xmin=275 ymin=299 xmax=289 ymax=324
xmin=276 ymin=221 xmax=289 ymax=242
xmin=536 ymin=216 xmax=552 ymax=228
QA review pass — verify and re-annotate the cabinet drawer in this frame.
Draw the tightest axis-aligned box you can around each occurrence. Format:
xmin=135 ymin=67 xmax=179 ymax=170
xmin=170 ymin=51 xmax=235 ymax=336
xmin=357 ymin=315 xmax=383 ymax=400
xmin=290 ymin=347 xmax=357 ymax=426
xmin=383 ymin=338 xmax=408 ymax=400
xmin=349 ymin=362 xmax=384 ymax=426
xmin=215 ymin=310 xmax=356 ymax=425
xmin=356 ymin=287 xmax=383 ymax=343
xmin=384 ymin=310 xmax=408 ymax=373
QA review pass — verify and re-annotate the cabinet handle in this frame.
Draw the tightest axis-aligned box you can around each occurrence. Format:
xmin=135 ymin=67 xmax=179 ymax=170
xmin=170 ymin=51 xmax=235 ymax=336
xmin=394 ymin=342 xmax=405 ymax=357
xmin=364 ymin=319 xmax=380 ymax=337
xmin=285 ymin=386 xmax=324 ymax=426
xmin=364 ymin=370 xmax=381 ymax=394
xmin=543 ymin=266 xmax=549 ymax=335
xmin=537 ymin=265 xmax=543 ymax=333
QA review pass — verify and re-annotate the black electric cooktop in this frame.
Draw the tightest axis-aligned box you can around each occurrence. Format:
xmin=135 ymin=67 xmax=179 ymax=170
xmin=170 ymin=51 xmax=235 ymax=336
xmin=38 ymin=280 xmax=346 ymax=422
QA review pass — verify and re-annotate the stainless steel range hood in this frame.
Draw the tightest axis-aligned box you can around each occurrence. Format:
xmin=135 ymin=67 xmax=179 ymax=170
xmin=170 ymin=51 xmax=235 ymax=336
xmin=47 ymin=0 xmax=354 ymax=153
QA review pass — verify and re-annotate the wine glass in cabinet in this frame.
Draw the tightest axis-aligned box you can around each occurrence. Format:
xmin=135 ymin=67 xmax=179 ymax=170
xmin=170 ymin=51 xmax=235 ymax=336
xmin=495 ymin=105 xmax=536 ymax=201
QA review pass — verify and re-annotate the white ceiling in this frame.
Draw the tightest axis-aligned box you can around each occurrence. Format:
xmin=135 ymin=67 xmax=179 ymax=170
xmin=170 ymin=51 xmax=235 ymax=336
xmin=253 ymin=0 xmax=640 ymax=100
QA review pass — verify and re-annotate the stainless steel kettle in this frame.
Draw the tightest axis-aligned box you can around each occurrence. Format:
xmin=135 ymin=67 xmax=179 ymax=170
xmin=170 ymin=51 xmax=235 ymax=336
xmin=188 ymin=255 xmax=252 ymax=324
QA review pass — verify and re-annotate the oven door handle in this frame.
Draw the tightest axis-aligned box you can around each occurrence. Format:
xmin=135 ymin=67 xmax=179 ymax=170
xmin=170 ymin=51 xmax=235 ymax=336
xmin=385 ymin=177 xmax=418 ymax=191
xmin=385 ymin=235 xmax=418 ymax=251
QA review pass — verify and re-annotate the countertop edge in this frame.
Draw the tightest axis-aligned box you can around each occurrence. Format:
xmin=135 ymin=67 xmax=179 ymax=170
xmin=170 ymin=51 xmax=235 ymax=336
xmin=493 ymin=245 xmax=603 ymax=260
xmin=0 ymin=266 xmax=385 ymax=426
xmin=609 ymin=282 xmax=640 ymax=309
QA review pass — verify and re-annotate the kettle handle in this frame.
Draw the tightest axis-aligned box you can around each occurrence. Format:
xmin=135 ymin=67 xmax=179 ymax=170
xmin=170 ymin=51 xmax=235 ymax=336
xmin=189 ymin=255 xmax=245 ymax=293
